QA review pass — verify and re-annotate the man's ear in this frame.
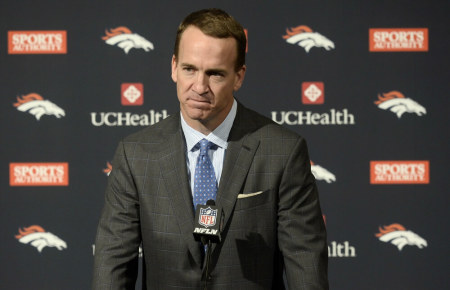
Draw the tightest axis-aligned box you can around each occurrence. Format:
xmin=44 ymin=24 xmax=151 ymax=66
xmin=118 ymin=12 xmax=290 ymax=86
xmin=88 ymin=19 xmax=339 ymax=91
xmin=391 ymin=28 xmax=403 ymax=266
xmin=233 ymin=65 xmax=246 ymax=91
xmin=171 ymin=55 xmax=177 ymax=83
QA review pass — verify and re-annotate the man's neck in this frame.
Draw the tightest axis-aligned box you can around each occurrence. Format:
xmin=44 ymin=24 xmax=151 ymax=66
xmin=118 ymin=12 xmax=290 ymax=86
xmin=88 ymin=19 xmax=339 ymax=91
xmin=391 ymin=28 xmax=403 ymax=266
xmin=181 ymin=108 xmax=233 ymax=135
xmin=180 ymin=99 xmax=237 ymax=136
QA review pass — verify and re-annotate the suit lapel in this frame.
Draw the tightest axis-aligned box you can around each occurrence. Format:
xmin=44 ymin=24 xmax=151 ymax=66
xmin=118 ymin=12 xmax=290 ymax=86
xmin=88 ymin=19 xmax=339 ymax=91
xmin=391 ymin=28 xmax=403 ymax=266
xmin=217 ymin=104 xmax=260 ymax=228
xmin=157 ymin=115 xmax=203 ymax=266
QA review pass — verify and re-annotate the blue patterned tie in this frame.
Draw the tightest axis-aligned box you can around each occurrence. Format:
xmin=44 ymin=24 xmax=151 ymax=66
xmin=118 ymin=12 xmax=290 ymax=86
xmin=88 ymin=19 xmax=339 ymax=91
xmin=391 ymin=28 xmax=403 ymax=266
xmin=193 ymin=139 xmax=218 ymax=209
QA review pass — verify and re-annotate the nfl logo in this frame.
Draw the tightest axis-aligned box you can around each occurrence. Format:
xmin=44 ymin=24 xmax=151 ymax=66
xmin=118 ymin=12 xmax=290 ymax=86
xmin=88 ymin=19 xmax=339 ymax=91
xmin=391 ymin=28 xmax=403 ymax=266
xmin=199 ymin=207 xmax=217 ymax=228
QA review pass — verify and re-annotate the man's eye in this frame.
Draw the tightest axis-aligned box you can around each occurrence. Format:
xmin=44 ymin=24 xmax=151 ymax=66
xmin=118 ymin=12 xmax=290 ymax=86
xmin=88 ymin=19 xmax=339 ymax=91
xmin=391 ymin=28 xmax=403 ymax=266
xmin=183 ymin=67 xmax=194 ymax=72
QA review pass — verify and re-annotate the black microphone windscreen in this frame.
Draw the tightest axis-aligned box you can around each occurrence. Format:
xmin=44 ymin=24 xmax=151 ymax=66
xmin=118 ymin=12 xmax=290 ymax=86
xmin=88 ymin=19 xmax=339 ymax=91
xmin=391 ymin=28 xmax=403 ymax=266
xmin=206 ymin=199 xmax=215 ymax=206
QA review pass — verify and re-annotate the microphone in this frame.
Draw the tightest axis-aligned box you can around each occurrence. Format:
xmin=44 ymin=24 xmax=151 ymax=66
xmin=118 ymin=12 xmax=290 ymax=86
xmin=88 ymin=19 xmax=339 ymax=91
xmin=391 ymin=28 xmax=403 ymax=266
xmin=193 ymin=199 xmax=223 ymax=244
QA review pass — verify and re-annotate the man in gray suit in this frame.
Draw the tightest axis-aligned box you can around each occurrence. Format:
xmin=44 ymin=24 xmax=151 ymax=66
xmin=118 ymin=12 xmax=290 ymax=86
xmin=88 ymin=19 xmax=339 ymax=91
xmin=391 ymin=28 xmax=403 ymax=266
xmin=93 ymin=8 xmax=328 ymax=289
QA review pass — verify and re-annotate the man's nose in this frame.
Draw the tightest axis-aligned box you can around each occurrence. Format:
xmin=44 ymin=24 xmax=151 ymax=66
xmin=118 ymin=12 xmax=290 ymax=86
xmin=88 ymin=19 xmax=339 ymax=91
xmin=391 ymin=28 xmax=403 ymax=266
xmin=193 ymin=73 xmax=209 ymax=94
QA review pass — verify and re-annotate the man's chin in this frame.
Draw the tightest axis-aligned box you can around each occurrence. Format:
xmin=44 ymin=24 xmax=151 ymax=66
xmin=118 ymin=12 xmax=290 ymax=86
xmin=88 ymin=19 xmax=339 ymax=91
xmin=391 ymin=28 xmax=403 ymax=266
xmin=182 ymin=109 xmax=211 ymax=122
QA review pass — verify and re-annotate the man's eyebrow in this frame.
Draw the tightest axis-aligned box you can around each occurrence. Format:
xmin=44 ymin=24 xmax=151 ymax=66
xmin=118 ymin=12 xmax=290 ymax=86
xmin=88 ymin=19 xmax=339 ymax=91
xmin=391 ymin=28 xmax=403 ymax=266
xmin=180 ymin=62 xmax=196 ymax=68
xmin=180 ymin=63 xmax=227 ymax=75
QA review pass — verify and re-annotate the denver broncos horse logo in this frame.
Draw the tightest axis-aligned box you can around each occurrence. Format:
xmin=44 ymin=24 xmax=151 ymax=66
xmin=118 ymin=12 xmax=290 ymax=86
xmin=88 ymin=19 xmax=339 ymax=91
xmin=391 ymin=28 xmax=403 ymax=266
xmin=283 ymin=25 xmax=335 ymax=53
xmin=15 ymin=225 xmax=67 ymax=253
xmin=375 ymin=223 xmax=427 ymax=251
xmin=13 ymin=93 xmax=65 ymax=120
xmin=375 ymin=91 xmax=426 ymax=118
xmin=102 ymin=26 xmax=154 ymax=54
xmin=311 ymin=161 xmax=336 ymax=183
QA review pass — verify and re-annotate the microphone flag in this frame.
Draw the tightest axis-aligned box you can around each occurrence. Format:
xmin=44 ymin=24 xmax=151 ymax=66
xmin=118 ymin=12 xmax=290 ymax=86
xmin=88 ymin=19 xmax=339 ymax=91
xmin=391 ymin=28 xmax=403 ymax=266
xmin=193 ymin=200 xmax=223 ymax=243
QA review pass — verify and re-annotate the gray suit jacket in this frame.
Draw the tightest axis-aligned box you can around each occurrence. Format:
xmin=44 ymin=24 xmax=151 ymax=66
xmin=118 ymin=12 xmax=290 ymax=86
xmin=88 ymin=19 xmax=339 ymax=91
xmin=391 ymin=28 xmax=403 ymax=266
xmin=93 ymin=103 xmax=328 ymax=289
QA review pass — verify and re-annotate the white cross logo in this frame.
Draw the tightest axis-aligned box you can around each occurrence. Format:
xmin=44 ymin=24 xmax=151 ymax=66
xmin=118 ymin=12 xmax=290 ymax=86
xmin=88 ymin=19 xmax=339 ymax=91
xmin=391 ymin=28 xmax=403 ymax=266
xmin=123 ymin=85 xmax=141 ymax=103
xmin=304 ymin=84 xmax=322 ymax=102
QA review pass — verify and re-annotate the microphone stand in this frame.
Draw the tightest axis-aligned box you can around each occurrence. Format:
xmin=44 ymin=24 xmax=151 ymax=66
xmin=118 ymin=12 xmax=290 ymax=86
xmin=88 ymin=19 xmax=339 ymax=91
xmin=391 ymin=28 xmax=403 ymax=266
xmin=201 ymin=238 xmax=213 ymax=290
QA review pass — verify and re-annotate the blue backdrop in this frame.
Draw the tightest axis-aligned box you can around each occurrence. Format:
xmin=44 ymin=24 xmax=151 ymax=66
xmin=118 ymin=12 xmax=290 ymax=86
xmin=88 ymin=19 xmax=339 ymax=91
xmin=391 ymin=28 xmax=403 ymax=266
xmin=1 ymin=1 xmax=448 ymax=289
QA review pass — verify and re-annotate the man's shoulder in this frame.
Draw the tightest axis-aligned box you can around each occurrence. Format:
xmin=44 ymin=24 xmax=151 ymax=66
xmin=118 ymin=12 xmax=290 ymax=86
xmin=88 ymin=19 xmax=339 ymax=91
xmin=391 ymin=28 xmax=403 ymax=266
xmin=121 ymin=113 xmax=179 ymax=144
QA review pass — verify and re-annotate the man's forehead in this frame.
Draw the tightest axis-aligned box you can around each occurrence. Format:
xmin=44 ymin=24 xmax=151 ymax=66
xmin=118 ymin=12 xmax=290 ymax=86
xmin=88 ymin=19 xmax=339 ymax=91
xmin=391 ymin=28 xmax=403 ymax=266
xmin=177 ymin=28 xmax=236 ymax=64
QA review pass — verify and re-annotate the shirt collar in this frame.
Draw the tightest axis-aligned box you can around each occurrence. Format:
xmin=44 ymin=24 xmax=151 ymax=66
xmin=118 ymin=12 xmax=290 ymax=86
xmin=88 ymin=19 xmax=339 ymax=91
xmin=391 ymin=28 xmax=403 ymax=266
xmin=181 ymin=99 xmax=237 ymax=152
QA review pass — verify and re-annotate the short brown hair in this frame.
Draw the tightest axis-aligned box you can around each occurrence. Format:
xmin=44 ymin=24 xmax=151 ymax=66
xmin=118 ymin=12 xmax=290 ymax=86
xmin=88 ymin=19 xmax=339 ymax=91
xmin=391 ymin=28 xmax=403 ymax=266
xmin=174 ymin=8 xmax=246 ymax=71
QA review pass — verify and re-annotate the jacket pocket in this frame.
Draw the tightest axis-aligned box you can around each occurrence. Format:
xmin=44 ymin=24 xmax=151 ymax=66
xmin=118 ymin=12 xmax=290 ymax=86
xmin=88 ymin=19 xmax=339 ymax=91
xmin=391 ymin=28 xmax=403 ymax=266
xmin=235 ymin=189 xmax=272 ymax=211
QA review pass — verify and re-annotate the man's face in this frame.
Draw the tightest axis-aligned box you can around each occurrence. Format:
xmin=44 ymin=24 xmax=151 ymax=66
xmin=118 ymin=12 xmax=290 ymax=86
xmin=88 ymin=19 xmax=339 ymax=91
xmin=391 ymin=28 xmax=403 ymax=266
xmin=171 ymin=26 xmax=246 ymax=133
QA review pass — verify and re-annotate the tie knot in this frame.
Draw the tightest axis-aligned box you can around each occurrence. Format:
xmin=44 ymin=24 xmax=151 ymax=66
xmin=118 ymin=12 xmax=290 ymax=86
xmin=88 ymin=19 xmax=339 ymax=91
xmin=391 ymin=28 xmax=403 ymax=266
xmin=197 ymin=139 xmax=216 ymax=156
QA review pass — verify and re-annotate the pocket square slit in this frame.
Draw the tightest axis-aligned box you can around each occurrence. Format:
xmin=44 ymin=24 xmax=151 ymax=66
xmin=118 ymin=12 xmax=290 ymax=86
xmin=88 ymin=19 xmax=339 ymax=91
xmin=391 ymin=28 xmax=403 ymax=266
xmin=237 ymin=191 xmax=263 ymax=199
